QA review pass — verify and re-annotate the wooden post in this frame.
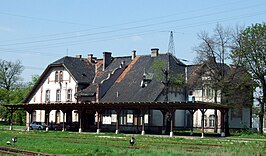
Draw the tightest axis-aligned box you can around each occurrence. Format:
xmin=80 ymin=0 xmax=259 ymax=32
xmin=62 ymin=111 xmax=65 ymax=132
xmin=220 ymin=109 xmax=225 ymax=137
xmin=45 ymin=110 xmax=51 ymax=131
xmin=78 ymin=110 xmax=83 ymax=133
xmin=166 ymin=107 xmax=176 ymax=137
xmin=115 ymin=109 xmax=121 ymax=134
xmin=200 ymin=109 xmax=207 ymax=138
xmin=160 ymin=109 xmax=167 ymax=134
xmin=188 ymin=110 xmax=196 ymax=136
xmin=141 ymin=113 xmax=145 ymax=135
xmin=96 ymin=110 xmax=103 ymax=134
xmin=9 ymin=108 xmax=14 ymax=131
xmin=140 ymin=109 xmax=147 ymax=135
xmin=169 ymin=111 xmax=175 ymax=137
xmin=26 ymin=110 xmax=33 ymax=131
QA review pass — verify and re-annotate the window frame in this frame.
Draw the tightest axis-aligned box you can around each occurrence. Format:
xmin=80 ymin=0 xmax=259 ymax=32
xmin=56 ymin=89 xmax=61 ymax=102
xmin=67 ymin=89 xmax=72 ymax=102
xmin=55 ymin=71 xmax=59 ymax=82
xmin=209 ymin=114 xmax=215 ymax=128
xmin=45 ymin=90 xmax=50 ymax=103
xmin=59 ymin=71 xmax=63 ymax=82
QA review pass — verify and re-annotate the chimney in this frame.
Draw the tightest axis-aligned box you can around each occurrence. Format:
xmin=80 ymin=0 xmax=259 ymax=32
xmin=87 ymin=54 xmax=93 ymax=63
xmin=131 ymin=50 xmax=136 ymax=60
xmin=76 ymin=54 xmax=82 ymax=58
xmin=103 ymin=52 xmax=112 ymax=71
xmin=151 ymin=48 xmax=159 ymax=57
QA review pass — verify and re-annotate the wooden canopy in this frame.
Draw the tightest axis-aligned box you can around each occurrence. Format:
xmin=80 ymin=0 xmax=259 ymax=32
xmin=3 ymin=101 xmax=229 ymax=112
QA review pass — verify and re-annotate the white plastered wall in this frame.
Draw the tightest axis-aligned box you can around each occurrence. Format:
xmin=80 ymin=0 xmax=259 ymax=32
xmin=27 ymin=67 xmax=78 ymax=123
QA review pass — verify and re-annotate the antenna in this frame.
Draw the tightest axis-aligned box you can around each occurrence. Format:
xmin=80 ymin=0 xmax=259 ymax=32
xmin=168 ymin=31 xmax=175 ymax=55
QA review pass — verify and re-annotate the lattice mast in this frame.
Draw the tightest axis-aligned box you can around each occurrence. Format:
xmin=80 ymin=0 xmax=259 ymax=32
xmin=167 ymin=31 xmax=175 ymax=55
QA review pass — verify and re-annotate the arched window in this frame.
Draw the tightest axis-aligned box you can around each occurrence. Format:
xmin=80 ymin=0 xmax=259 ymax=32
xmin=59 ymin=71 xmax=63 ymax=82
xmin=55 ymin=71 xmax=59 ymax=82
xmin=56 ymin=90 xmax=61 ymax=102
xmin=209 ymin=115 xmax=215 ymax=128
xmin=45 ymin=90 xmax=50 ymax=102
xmin=67 ymin=89 xmax=72 ymax=102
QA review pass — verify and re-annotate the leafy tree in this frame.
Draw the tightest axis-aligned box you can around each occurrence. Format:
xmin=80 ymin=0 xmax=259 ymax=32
xmin=231 ymin=23 xmax=266 ymax=134
xmin=152 ymin=55 xmax=185 ymax=87
xmin=0 ymin=60 xmax=23 ymax=92
xmin=152 ymin=55 xmax=185 ymax=102
xmin=0 ymin=59 xmax=23 ymax=124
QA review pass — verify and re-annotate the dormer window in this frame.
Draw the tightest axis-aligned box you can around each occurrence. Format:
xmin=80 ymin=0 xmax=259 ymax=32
xmin=140 ymin=69 xmax=153 ymax=88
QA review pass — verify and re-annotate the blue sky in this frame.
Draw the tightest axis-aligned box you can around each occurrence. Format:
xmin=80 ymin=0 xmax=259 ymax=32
xmin=0 ymin=0 xmax=265 ymax=82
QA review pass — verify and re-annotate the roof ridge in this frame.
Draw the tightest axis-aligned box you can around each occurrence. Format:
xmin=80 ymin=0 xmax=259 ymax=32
xmin=115 ymin=56 xmax=140 ymax=83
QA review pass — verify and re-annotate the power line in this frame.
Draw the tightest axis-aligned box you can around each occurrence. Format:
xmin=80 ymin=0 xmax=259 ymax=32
xmin=16 ymin=11 xmax=266 ymax=50
xmin=0 ymin=10 xmax=262 ymax=56
xmin=0 ymin=48 xmax=61 ymax=57
xmin=0 ymin=11 xmax=98 ymax=28
xmin=0 ymin=0 xmax=245 ymax=43
xmin=0 ymin=2 xmax=265 ymax=47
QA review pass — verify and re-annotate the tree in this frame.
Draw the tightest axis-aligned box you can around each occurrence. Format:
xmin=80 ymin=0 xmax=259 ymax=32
xmin=231 ymin=23 xmax=266 ymax=134
xmin=152 ymin=54 xmax=185 ymax=101
xmin=193 ymin=24 xmax=233 ymax=133
xmin=0 ymin=59 xmax=23 ymax=95
xmin=0 ymin=59 xmax=23 ymax=124
xmin=193 ymin=24 xmax=253 ymax=133
xmin=11 ymin=75 xmax=39 ymax=125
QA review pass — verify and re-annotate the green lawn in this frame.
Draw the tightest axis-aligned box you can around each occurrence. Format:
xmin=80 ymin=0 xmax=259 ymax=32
xmin=0 ymin=130 xmax=265 ymax=156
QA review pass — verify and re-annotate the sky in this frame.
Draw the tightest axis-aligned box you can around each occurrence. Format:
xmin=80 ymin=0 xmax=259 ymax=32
xmin=0 ymin=0 xmax=265 ymax=83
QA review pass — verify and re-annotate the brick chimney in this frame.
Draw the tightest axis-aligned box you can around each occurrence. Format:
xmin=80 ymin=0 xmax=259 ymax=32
xmin=151 ymin=48 xmax=159 ymax=57
xmin=131 ymin=50 xmax=136 ymax=60
xmin=103 ymin=52 xmax=112 ymax=71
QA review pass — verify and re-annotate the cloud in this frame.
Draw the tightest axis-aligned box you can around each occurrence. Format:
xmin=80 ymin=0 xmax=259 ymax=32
xmin=131 ymin=35 xmax=142 ymax=41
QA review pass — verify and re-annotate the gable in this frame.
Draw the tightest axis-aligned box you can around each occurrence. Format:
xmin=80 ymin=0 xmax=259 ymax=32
xmin=24 ymin=66 xmax=78 ymax=103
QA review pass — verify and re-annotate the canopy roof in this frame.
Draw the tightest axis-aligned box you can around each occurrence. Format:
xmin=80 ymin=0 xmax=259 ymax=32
xmin=3 ymin=101 xmax=229 ymax=112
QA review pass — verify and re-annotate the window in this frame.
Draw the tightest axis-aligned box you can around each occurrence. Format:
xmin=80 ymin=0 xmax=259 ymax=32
xmin=56 ymin=90 xmax=61 ymax=102
xmin=204 ymin=115 xmax=207 ymax=127
xmin=32 ymin=111 xmax=36 ymax=122
xmin=120 ymin=110 xmax=127 ymax=125
xmin=67 ymin=89 xmax=72 ymax=102
xmin=209 ymin=115 xmax=215 ymax=128
xmin=55 ymin=71 xmax=59 ymax=82
xmin=59 ymin=71 xmax=63 ymax=82
xmin=203 ymin=85 xmax=213 ymax=97
xmin=45 ymin=90 xmax=50 ymax=102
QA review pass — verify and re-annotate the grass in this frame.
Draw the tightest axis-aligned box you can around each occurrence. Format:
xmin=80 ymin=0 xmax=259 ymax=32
xmin=0 ymin=129 xmax=265 ymax=155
